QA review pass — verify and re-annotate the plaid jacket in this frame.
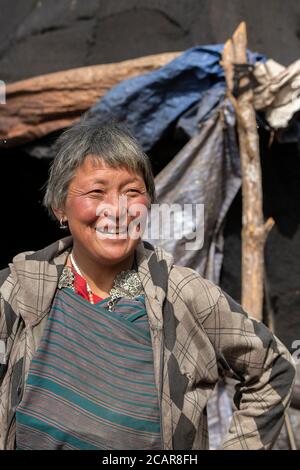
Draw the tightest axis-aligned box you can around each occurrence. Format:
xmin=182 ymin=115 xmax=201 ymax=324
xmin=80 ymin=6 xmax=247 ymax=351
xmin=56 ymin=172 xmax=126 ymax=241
xmin=0 ymin=236 xmax=296 ymax=450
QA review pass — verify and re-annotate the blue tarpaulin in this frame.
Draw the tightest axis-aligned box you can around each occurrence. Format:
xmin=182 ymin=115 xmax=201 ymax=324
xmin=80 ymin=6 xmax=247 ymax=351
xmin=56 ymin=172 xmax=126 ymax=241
xmin=87 ymin=45 xmax=265 ymax=150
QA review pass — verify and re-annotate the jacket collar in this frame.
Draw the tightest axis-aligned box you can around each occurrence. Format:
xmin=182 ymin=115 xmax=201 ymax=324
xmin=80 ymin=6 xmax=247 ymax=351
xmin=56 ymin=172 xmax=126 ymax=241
xmin=135 ymin=241 xmax=173 ymax=330
xmin=7 ymin=237 xmax=174 ymax=329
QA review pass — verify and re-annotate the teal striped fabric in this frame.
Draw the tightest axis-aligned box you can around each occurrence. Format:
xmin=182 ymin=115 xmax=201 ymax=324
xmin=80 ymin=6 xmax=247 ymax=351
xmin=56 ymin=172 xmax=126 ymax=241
xmin=16 ymin=288 xmax=162 ymax=450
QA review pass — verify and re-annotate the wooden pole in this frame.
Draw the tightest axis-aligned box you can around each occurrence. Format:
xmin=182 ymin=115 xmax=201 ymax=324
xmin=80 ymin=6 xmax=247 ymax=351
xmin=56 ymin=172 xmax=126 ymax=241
xmin=221 ymin=22 xmax=274 ymax=320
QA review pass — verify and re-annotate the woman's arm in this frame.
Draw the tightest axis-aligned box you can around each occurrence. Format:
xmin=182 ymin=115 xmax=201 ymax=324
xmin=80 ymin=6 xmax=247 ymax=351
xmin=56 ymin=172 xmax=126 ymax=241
xmin=200 ymin=289 xmax=296 ymax=450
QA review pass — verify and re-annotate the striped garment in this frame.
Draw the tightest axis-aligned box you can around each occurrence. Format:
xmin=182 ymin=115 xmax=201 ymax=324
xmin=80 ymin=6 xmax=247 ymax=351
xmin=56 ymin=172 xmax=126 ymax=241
xmin=1 ymin=237 xmax=296 ymax=449
xmin=15 ymin=287 xmax=162 ymax=450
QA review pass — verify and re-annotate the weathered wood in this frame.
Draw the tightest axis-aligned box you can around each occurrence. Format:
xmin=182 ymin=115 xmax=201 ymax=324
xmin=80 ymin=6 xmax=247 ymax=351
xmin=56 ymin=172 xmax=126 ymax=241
xmin=222 ymin=22 xmax=273 ymax=320
xmin=0 ymin=51 xmax=181 ymax=147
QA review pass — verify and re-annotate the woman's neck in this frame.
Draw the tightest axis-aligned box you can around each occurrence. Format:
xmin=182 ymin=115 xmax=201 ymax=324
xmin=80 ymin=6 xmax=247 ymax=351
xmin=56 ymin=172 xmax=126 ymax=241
xmin=69 ymin=246 xmax=135 ymax=298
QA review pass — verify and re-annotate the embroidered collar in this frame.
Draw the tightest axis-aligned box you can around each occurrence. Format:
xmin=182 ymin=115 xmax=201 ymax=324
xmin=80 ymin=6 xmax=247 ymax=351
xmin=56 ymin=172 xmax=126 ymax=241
xmin=58 ymin=265 xmax=144 ymax=311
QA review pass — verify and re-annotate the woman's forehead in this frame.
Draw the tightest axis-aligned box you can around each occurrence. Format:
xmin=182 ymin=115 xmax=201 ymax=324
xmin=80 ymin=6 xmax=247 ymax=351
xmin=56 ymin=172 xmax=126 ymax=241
xmin=72 ymin=157 xmax=144 ymax=184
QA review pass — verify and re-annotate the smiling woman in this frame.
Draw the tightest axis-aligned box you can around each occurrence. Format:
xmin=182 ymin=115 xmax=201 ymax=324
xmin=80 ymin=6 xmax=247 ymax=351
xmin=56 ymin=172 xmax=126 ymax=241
xmin=53 ymin=159 xmax=150 ymax=299
xmin=0 ymin=119 xmax=296 ymax=450
xmin=44 ymin=120 xmax=154 ymax=300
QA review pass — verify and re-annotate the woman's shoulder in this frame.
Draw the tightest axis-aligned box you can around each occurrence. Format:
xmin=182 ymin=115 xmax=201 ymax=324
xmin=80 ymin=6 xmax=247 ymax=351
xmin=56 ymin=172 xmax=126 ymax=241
xmin=144 ymin=242 xmax=222 ymax=308
xmin=0 ymin=236 xmax=73 ymax=291
xmin=0 ymin=249 xmax=37 ymax=298
xmin=168 ymin=264 xmax=222 ymax=309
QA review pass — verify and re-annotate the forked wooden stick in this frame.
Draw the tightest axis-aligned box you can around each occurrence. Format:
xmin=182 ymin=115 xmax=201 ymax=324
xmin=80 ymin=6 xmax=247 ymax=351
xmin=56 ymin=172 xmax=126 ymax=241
xmin=221 ymin=22 xmax=274 ymax=320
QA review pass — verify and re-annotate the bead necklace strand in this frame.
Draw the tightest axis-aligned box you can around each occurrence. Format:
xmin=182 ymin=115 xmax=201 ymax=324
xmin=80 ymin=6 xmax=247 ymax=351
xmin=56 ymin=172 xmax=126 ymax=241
xmin=70 ymin=253 xmax=95 ymax=304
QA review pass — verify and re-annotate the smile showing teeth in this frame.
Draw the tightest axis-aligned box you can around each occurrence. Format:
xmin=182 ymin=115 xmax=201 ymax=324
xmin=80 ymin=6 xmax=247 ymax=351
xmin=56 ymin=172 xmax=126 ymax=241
xmin=96 ymin=228 xmax=127 ymax=234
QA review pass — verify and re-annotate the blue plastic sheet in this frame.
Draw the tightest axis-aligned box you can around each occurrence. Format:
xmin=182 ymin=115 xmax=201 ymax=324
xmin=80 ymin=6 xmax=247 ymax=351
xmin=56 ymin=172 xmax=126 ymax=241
xmin=87 ymin=45 xmax=265 ymax=150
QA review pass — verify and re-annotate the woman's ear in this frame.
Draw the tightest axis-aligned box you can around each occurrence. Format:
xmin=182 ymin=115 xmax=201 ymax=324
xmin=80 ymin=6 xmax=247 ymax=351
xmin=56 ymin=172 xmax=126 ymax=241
xmin=51 ymin=206 xmax=65 ymax=220
xmin=52 ymin=207 xmax=69 ymax=230
xmin=51 ymin=204 xmax=69 ymax=230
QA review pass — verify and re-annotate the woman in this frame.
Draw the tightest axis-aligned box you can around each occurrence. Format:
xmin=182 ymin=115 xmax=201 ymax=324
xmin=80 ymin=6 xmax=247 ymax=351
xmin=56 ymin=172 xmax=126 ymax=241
xmin=0 ymin=121 xmax=296 ymax=450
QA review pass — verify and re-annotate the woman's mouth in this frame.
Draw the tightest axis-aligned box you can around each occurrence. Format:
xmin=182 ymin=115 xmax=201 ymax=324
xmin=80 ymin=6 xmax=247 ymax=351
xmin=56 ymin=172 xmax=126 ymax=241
xmin=95 ymin=226 xmax=128 ymax=236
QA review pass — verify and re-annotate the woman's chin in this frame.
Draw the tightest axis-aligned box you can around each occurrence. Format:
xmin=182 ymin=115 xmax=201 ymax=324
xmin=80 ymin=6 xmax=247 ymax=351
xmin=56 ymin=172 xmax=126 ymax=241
xmin=93 ymin=237 xmax=138 ymax=263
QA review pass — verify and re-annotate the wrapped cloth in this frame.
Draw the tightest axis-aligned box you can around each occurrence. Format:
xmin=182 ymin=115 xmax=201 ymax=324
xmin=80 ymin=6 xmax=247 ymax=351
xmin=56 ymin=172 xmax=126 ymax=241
xmin=254 ymin=59 xmax=300 ymax=128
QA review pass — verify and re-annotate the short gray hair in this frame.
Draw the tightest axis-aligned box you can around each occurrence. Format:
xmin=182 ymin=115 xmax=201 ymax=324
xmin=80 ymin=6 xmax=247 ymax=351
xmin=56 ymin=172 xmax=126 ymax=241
xmin=43 ymin=120 xmax=156 ymax=219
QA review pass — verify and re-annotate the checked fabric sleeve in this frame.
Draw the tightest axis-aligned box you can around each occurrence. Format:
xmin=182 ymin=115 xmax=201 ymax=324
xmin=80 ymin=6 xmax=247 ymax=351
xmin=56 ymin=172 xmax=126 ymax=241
xmin=201 ymin=288 xmax=296 ymax=450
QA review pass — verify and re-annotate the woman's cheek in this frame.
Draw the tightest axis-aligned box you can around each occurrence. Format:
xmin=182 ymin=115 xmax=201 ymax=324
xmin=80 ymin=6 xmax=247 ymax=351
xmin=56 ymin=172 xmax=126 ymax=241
xmin=68 ymin=197 xmax=100 ymax=223
xmin=133 ymin=194 xmax=150 ymax=209
xmin=128 ymin=195 xmax=149 ymax=216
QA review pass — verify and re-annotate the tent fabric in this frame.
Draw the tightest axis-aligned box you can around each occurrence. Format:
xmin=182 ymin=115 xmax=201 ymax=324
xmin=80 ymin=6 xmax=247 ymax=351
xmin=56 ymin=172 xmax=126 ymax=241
xmin=206 ymin=380 xmax=233 ymax=450
xmin=86 ymin=45 xmax=264 ymax=152
xmin=147 ymin=95 xmax=241 ymax=284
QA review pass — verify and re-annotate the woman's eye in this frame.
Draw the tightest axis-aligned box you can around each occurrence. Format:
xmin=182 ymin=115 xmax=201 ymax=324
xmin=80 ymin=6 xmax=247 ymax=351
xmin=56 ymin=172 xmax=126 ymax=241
xmin=126 ymin=189 xmax=140 ymax=196
xmin=88 ymin=190 xmax=104 ymax=197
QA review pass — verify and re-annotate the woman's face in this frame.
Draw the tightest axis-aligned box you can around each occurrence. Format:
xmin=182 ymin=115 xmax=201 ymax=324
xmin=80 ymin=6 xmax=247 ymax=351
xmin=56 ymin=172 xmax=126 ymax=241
xmin=57 ymin=157 xmax=150 ymax=266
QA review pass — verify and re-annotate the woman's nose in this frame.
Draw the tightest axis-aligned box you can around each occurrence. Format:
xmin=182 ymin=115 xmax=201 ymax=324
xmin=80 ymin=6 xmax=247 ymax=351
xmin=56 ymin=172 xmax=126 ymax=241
xmin=100 ymin=193 xmax=128 ymax=221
